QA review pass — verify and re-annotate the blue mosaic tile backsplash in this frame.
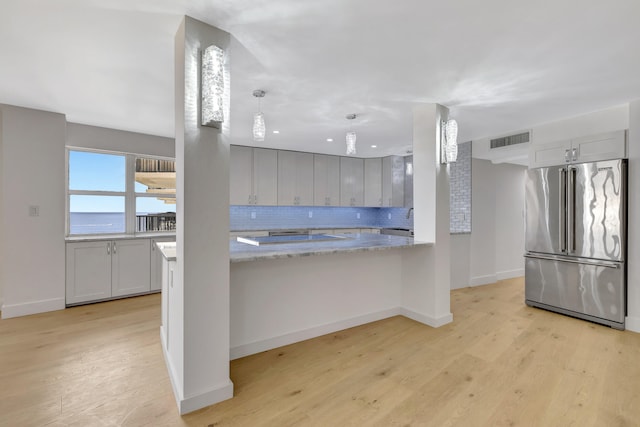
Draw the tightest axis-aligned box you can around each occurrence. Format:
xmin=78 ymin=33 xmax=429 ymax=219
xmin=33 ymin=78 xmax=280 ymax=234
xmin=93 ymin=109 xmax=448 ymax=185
xmin=230 ymin=206 xmax=414 ymax=231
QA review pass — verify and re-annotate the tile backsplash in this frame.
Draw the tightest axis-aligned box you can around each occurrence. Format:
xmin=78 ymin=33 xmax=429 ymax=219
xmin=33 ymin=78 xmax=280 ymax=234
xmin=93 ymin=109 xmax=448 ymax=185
xmin=230 ymin=206 xmax=414 ymax=231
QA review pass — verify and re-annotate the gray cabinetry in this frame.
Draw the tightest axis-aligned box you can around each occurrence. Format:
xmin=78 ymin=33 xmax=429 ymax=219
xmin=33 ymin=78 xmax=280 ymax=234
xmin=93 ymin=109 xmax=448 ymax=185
xmin=340 ymin=157 xmax=364 ymax=206
xmin=364 ymin=158 xmax=382 ymax=207
xmin=230 ymin=145 xmax=278 ymax=205
xmin=313 ymin=154 xmax=341 ymax=206
xmin=382 ymin=155 xmax=405 ymax=207
xmin=278 ymin=151 xmax=314 ymax=205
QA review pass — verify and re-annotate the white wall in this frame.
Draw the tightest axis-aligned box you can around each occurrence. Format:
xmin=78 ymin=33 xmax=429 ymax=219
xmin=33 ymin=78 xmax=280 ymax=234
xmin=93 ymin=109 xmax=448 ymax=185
xmin=531 ymin=104 xmax=629 ymax=145
xmin=0 ymin=105 xmax=66 ymax=318
xmin=450 ymin=234 xmax=470 ymax=289
xmin=626 ymin=100 xmax=640 ymax=332
xmin=450 ymin=158 xmax=526 ymax=288
xmin=67 ymin=123 xmax=174 ymax=157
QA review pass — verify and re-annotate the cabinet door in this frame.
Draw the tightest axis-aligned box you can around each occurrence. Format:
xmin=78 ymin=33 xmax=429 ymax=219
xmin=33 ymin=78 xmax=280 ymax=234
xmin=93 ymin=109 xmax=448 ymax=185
xmin=66 ymin=241 xmax=112 ymax=305
xmin=111 ymin=239 xmax=151 ymax=297
xmin=340 ymin=157 xmax=364 ymax=206
xmin=382 ymin=156 xmax=405 ymax=207
xmin=314 ymin=155 xmax=341 ymax=206
xmin=529 ymin=139 xmax=572 ymax=168
xmin=150 ymin=237 xmax=174 ymax=292
xmin=364 ymin=158 xmax=382 ymax=207
xmin=278 ymin=151 xmax=314 ymax=205
xmin=573 ymin=130 xmax=626 ymax=163
xmin=253 ymin=148 xmax=278 ymax=206
xmin=230 ymin=145 xmax=254 ymax=205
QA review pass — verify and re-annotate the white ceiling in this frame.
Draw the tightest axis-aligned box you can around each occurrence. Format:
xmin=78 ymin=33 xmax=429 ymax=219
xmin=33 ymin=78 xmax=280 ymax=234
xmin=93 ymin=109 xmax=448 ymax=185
xmin=1 ymin=0 xmax=640 ymax=158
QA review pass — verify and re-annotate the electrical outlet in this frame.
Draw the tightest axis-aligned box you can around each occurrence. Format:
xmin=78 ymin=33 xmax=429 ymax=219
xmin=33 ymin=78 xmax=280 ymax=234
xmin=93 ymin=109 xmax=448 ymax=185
xmin=388 ymin=213 xmax=391 ymax=220
xmin=250 ymin=211 xmax=256 ymax=219
xmin=308 ymin=211 xmax=313 ymax=218
xmin=356 ymin=212 xmax=360 ymax=219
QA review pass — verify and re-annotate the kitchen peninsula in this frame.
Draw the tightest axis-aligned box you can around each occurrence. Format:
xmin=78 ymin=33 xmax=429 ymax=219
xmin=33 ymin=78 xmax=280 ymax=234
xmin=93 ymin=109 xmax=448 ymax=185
xmin=158 ymin=232 xmax=433 ymax=360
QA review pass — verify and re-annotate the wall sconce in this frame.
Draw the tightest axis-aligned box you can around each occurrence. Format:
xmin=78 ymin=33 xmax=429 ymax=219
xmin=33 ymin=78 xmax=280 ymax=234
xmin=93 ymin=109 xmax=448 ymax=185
xmin=201 ymin=45 xmax=225 ymax=128
xmin=441 ymin=119 xmax=458 ymax=164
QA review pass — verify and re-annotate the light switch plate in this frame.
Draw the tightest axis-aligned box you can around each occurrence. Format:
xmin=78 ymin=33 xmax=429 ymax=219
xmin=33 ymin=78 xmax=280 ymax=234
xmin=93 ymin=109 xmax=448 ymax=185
xmin=29 ymin=205 xmax=40 ymax=217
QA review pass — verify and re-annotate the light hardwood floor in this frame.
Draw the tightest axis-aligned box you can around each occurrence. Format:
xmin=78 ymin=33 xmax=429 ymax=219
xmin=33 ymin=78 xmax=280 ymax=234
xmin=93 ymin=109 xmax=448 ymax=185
xmin=1 ymin=277 xmax=639 ymax=426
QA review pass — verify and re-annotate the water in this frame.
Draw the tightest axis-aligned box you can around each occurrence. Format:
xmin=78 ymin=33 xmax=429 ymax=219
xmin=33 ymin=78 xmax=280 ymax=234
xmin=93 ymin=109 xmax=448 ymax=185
xmin=70 ymin=212 xmax=126 ymax=234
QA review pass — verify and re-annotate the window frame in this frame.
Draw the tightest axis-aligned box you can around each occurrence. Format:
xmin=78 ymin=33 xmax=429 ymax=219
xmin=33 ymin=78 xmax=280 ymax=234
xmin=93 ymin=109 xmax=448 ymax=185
xmin=66 ymin=147 xmax=176 ymax=236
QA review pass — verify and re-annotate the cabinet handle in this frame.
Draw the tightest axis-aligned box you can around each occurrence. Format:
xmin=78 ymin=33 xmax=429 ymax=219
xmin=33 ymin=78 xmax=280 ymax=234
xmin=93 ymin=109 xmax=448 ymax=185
xmin=113 ymin=241 xmax=117 ymax=254
xmin=107 ymin=242 xmax=110 ymax=255
xmin=572 ymin=147 xmax=578 ymax=162
xmin=564 ymin=149 xmax=571 ymax=163
xmin=248 ymin=195 xmax=252 ymax=204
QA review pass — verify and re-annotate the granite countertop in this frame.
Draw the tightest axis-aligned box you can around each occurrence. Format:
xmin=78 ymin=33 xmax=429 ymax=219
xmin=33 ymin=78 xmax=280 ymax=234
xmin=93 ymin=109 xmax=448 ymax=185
xmin=230 ymin=226 xmax=381 ymax=232
xmin=230 ymin=233 xmax=431 ymax=263
xmin=156 ymin=241 xmax=177 ymax=261
xmin=66 ymin=232 xmax=176 ymax=242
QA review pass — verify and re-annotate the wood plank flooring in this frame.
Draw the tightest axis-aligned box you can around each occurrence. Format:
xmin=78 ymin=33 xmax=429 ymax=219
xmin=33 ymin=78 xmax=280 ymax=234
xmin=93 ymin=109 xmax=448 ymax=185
xmin=1 ymin=277 xmax=639 ymax=426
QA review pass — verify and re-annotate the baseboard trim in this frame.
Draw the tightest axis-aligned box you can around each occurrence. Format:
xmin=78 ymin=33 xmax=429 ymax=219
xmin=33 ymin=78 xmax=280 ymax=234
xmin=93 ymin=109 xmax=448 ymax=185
xmin=625 ymin=315 xmax=640 ymax=333
xmin=230 ymin=307 xmax=403 ymax=360
xmin=1 ymin=297 xmax=65 ymax=319
xmin=401 ymin=307 xmax=453 ymax=327
xmin=470 ymin=274 xmax=498 ymax=287
xmin=496 ymin=269 xmax=525 ymax=281
xmin=160 ymin=327 xmax=234 ymax=415
xmin=179 ymin=380 xmax=234 ymax=415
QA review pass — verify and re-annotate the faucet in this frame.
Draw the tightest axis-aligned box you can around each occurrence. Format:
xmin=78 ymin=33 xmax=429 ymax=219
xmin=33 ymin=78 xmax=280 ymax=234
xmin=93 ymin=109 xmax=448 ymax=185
xmin=406 ymin=207 xmax=414 ymax=219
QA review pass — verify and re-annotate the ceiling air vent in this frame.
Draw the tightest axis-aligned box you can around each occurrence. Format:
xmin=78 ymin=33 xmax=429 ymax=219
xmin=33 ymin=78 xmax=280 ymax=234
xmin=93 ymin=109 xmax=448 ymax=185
xmin=490 ymin=131 xmax=530 ymax=149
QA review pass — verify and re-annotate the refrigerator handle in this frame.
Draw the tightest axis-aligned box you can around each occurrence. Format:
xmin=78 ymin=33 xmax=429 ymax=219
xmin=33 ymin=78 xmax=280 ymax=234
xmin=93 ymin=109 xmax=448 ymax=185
xmin=568 ymin=166 xmax=576 ymax=253
xmin=559 ymin=168 xmax=567 ymax=253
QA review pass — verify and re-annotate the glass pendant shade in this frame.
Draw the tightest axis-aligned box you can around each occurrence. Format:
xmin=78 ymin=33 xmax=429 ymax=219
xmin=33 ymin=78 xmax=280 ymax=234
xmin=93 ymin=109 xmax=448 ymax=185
xmin=346 ymin=131 xmax=357 ymax=155
xmin=253 ymin=112 xmax=266 ymax=141
xmin=201 ymin=45 xmax=224 ymax=127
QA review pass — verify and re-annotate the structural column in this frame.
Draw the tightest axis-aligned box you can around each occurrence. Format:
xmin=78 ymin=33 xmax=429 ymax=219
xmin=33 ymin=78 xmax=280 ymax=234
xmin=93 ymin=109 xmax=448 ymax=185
xmin=401 ymin=103 xmax=452 ymax=326
xmin=165 ymin=16 xmax=233 ymax=414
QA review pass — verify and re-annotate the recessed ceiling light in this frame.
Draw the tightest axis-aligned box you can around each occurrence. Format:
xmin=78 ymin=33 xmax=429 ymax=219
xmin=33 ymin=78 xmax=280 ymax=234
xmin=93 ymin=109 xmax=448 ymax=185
xmin=371 ymin=145 xmax=377 ymax=148
xmin=272 ymin=130 xmax=280 ymax=134
xmin=326 ymin=138 xmax=333 ymax=142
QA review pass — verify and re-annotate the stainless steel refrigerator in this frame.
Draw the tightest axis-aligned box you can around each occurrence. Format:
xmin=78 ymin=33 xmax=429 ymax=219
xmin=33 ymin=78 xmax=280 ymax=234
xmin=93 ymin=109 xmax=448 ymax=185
xmin=524 ymin=159 xmax=627 ymax=329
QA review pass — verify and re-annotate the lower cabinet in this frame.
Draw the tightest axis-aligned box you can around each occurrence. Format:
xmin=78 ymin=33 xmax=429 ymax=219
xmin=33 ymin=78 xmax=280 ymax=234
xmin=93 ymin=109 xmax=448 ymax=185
xmin=150 ymin=237 xmax=176 ymax=292
xmin=66 ymin=239 xmax=152 ymax=305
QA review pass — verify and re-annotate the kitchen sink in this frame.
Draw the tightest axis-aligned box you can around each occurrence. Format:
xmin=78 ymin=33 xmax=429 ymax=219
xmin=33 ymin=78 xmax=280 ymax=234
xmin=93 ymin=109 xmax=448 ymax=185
xmin=380 ymin=228 xmax=414 ymax=237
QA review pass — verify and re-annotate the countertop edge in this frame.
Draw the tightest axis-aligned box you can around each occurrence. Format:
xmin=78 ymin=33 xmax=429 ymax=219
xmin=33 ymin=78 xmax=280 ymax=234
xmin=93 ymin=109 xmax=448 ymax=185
xmin=230 ymin=240 xmax=432 ymax=263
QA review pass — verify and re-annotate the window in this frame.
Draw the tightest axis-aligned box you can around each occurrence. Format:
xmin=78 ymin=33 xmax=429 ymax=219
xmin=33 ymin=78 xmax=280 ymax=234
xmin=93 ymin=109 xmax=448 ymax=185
xmin=135 ymin=157 xmax=176 ymax=233
xmin=67 ymin=149 xmax=176 ymax=235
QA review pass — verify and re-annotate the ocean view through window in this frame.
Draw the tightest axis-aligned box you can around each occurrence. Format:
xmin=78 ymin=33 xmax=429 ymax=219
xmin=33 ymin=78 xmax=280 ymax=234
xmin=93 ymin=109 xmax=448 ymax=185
xmin=67 ymin=149 xmax=176 ymax=235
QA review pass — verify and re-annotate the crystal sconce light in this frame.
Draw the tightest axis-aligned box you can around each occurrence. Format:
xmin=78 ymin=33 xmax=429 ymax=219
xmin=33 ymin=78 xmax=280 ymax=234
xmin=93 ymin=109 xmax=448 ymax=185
xmin=201 ymin=45 xmax=225 ymax=128
xmin=441 ymin=119 xmax=458 ymax=164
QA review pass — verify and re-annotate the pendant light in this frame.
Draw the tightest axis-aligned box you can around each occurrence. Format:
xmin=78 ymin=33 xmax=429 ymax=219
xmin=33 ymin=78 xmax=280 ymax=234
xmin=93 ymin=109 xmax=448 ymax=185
xmin=253 ymin=90 xmax=266 ymax=141
xmin=345 ymin=113 xmax=357 ymax=155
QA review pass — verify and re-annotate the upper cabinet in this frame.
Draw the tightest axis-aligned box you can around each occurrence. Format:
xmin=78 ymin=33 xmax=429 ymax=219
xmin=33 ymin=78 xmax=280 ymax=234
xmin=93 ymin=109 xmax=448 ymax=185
xmin=230 ymin=146 xmax=278 ymax=205
xmin=529 ymin=130 xmax=627 ymax=168
xmin=313 ymin=154 xmax=341 ymax=206
xmin=364 ymin=158 xmax=382 ymax=207
xmin=231 ymin=145 xmax=411 ymax=208
xmin=278 ymin=151 xmax=314 ymax=206
xmin=382 ymin=156 xmax=405 ymax=207
xmin=340 ymin=157 xmax=364 ymax=207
